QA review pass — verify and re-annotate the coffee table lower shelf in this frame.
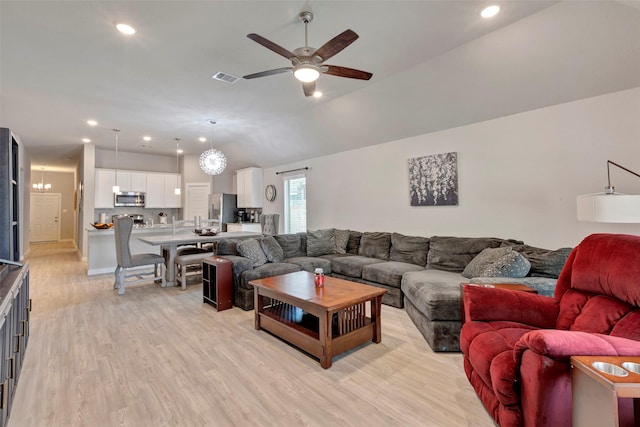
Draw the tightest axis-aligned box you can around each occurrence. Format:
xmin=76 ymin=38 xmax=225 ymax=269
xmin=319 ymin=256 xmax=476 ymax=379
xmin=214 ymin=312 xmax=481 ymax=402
xmin=258 ymin=303 xmax=376 ymax=366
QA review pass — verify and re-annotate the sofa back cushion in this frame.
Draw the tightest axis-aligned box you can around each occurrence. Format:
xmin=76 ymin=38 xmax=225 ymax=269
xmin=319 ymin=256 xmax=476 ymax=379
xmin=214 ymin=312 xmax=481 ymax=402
xmin=389 ymin=233 xmax=430 ymax=266
xmin=503 ymin=243 xmax=572 ymax=278
xmin=273 ymin=234 xmax=302 ymax=259
xmin=307 ymin=229 xmax=336 ymax=256
xmin=358 ymin=232 xmax=391 ymax=260
xmin=427 ymin=236 xmax=506 ymax=272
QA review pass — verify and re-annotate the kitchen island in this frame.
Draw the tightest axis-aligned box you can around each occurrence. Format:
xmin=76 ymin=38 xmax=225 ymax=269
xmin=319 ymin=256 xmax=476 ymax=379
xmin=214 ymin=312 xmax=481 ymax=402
xmin=87 ymin=225 xmax=191 ymax=275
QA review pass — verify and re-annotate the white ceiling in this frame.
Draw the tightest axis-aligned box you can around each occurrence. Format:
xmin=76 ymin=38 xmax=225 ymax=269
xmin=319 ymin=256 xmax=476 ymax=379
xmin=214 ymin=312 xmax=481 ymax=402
xmin=1 ymin=1 xmax=639 ymax=173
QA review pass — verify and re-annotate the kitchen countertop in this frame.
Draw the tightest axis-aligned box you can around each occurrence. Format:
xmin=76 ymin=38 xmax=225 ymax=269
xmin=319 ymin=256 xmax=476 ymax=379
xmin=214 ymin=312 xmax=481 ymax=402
xmin=87 ymin=225 xmax=200 ymax=234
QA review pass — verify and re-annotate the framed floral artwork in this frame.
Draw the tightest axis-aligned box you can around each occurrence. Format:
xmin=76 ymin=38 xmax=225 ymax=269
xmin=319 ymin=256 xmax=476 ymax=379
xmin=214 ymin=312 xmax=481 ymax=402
xmin=409 ymin=152 xmax=459 ymax=206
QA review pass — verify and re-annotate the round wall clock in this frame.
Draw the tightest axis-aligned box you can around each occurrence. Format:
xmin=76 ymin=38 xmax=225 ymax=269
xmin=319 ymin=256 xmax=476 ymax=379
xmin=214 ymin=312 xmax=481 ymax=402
xmin=265 ymin=184 xmax=277 ymax=202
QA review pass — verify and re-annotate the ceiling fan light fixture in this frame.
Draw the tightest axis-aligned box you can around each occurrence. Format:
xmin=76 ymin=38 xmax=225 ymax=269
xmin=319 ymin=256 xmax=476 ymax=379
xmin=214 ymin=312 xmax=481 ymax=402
xmin=293 ymin=64 xmax=320 ymax=82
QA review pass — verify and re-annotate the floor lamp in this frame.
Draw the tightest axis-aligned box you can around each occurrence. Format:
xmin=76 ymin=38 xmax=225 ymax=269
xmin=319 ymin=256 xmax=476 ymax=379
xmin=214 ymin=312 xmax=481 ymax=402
xmin=577 ymin=160 xmax=640 ymax=223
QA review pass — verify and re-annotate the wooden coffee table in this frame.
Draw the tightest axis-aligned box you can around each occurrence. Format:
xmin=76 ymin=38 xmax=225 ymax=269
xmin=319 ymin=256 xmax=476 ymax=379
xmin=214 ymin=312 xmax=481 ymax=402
xmin=250 ymin=271 xmax=387 ymax=369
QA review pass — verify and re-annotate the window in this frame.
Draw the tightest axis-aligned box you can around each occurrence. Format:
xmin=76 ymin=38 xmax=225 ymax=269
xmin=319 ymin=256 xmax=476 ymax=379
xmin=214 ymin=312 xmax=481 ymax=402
xmin=284 ymin=175 xmax=306 ymax=233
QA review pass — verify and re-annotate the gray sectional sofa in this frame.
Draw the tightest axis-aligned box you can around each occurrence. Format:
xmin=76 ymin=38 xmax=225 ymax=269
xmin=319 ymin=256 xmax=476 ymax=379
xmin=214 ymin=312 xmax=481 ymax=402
xmin=216 ymin=229 xmax=571 ymax=352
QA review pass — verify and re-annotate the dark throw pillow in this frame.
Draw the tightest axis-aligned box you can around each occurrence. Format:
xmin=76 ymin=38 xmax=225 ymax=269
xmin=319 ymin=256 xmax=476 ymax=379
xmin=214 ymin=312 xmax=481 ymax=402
xmin=260 ymin=236 xmax=284 ymax=263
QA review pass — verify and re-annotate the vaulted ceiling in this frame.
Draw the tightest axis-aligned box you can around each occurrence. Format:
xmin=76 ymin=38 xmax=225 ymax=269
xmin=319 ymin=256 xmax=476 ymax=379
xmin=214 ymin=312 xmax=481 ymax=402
xmin=1 ymin=1 xmax=639 ymax=172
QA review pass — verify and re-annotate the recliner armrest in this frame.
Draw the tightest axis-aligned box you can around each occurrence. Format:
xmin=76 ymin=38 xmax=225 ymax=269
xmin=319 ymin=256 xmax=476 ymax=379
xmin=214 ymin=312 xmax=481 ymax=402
xmin=463 ymin=285 xmax=558 ymax=328
xmin=515 ymin=330 xmax=640 ymax=362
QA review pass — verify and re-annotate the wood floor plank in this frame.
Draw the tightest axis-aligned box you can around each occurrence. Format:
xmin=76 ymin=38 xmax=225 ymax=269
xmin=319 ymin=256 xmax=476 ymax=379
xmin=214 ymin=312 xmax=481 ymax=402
xmin=8 ymin=241 xmax=494 ymax=427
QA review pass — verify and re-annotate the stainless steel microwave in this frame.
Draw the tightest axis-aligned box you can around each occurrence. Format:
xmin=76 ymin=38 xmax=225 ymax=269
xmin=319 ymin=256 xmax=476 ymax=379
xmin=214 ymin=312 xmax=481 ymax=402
xmin=114 ymin=192 xmax=146 ymax=207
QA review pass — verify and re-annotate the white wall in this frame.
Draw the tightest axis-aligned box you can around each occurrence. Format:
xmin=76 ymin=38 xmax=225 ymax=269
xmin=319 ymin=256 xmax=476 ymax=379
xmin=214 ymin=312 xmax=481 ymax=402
xmin=263 ymin=88 xmax=640 ymax=249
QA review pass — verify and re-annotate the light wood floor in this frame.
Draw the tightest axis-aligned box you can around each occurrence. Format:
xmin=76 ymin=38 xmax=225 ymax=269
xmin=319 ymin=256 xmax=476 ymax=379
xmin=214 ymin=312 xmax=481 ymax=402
xmin=9 ymin=241 xmax=494 ymax=427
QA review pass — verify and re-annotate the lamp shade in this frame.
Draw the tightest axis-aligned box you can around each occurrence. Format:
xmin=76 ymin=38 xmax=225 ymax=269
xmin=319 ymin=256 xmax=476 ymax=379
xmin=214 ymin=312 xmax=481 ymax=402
xmin=577 ymin=193 xmax=640 ymax=223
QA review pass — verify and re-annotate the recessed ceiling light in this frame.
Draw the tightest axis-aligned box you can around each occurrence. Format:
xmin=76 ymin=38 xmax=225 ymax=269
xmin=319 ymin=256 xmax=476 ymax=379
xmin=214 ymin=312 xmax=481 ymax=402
xmin=199 ymin=137 xmax=206 ymax=142
xmin=86 ymin=120 xmax=98 ymax=126
xmin=313 ymin=91 xmax=323 ymax=98
xmin=82 ymin=138 xmax=91 ymax=143
xmin=115 ymin=23 xmax=137 ymax=35
xmin=177 ymin=149 xmax=184 ymax=154
xmin=481 ymin=5 xmax=501 ymax=18
xmin=143 ymin=136 xmax=151 ymax=141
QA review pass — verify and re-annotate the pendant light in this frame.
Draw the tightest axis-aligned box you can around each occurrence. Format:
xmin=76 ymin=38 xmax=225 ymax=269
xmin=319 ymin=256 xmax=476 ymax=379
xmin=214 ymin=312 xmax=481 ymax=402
xmin=174 ymin=138 xmax=181 ymax=195
xmin=32 ymin=167 xmax=52 ymax=192
xmin=112 ymin=129 xmax=120 ymax=193
xmin=199 ymin=120 xmax=227 ymax=175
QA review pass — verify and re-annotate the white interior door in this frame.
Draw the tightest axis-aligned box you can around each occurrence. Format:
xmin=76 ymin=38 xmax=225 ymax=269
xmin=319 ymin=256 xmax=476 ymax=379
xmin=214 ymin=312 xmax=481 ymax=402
xmin=30 ymin=193 xmax=61 ymax=242
xmin=184 ymin=183 xmax=211 ymax=221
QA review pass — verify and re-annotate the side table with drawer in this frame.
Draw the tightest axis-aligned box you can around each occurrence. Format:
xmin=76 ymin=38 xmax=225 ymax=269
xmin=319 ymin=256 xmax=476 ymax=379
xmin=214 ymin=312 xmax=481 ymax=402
xmin=202 ymin=257 xmax=233 ymax=311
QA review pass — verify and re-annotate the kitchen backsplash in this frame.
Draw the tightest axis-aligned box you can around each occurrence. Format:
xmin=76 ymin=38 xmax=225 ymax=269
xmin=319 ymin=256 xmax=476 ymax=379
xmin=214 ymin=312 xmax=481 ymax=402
xmin=94 ymin=207 xmax=182 ymax=224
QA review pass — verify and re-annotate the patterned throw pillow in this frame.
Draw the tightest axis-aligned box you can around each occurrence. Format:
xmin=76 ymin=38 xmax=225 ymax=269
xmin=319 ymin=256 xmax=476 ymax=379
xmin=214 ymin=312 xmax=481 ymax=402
xmin=462 ymin=247 xmax=513 ymax=279
xmin=334 ymin=229 xmax=350 ymax=254
xmin=482 ymin=251 xmax=531 ymax=278
xmin=237 ymin=239 xmax=268 ymax=267
xmin=260 ymin=236 xmax=284 ymax=263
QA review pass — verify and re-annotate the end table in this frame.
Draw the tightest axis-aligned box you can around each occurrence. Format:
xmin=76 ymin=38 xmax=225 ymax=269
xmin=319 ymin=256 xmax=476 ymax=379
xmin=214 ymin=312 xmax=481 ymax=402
xmin=202 ymin=257 xmax=233 ymax=311
xmin=571 ymin=355 xmax=640 ymax=427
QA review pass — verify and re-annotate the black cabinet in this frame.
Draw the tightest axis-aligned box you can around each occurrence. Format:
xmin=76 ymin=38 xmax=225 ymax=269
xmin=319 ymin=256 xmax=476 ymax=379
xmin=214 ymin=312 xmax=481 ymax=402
xmin=0 ymin=263 xmax=30 ymax=427
xmin=202 ymin=257 xmax=233 ymax=311
xmin=0 ymin=128 xmax=21 ymax=262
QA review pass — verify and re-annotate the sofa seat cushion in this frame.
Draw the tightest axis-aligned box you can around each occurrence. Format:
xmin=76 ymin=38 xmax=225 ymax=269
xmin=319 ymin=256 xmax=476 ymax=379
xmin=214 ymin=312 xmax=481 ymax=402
xmin=464 ymin=322 xmax=540 ymax=406
xmin=331 ymin=255 xmax=385 ymax=278
xmin=240 ymin=262 xmax=301 ymax=290
xmin=401 ymin=269 xmax=466 ymax=321
xmin=285 ymin=257 xmax=332 ymax=274
xmin=361 ymin=261 xmax=425 ymax=288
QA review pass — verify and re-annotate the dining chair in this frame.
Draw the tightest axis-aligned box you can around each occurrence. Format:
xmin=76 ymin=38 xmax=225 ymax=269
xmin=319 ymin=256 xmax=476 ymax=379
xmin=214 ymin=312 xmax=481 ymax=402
xmin=113 ymin=216 xmax=166 ymax=295
xmin=260 ymin=214 xmax=280 ymax=235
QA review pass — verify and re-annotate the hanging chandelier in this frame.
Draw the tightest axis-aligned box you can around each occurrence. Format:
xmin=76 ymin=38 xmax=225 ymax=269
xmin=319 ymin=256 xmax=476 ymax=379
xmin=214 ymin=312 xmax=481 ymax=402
xmin=199 ymin=120 xmax=227 ymax=175
xmin=33 ymin=168 xmax=52 ymax=192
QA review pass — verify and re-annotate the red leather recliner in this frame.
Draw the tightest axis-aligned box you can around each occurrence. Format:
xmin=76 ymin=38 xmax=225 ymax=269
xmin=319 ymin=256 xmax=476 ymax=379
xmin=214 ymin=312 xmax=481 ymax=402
xmin=461 ymin=233 xmax=640 ymax=427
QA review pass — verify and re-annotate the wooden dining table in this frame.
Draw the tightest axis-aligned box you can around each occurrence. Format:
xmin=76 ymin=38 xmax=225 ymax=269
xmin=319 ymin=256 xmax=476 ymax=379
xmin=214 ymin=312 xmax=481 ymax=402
xmin=137 ymin=231 xmax=261 ymax=287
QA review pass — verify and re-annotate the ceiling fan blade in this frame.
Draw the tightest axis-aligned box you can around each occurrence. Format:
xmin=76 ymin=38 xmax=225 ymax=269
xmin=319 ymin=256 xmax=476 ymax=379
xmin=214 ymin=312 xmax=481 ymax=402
xmin=243 ymin=67 xmax=292 ymax=79
xmin=247 ymin=33 xmax=296 ymax=60
xmin=324 ymin=65 xmax=373 ymax=80
xmin=303 ymin=81 xmax=316 ymax=97
xmin=314 ymin=29 xmax=359 ymax=62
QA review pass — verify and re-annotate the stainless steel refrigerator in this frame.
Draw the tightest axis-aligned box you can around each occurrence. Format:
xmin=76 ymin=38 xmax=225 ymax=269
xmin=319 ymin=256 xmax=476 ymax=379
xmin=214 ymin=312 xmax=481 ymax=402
xmin=210 ymin=193 xmax=237 ymax=231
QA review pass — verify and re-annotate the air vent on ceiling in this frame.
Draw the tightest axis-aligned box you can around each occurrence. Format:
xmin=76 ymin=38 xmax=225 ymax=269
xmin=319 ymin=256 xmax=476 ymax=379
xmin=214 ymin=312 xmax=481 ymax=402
xmin=212 ymin=71 xmax=240 ymax=84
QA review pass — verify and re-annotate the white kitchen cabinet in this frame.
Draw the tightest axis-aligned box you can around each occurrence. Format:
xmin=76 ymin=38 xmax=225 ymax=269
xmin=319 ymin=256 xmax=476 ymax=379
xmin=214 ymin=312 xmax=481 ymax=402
xmin=236 ymin=167 xmax=263 ymax=208
xmin=226 ymin=223 xmax=262 ymax=233
xmin=95 ymin=169 xmax=115 ymax=208
xmin=146 ymin=173 xmax=181 ymax=208
xmin=164 ymin=174 xmax=181 ymax=208
xmin=115 ymin=171 xmax=131 ymax=191
xmin=130 ymin=172 xmax=147 ymax=192
xmin=115 ymin=171 xmax=146 ymax=192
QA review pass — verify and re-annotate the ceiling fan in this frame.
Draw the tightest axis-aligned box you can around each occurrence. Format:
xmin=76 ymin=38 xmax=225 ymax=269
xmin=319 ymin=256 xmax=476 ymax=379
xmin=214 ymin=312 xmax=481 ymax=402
xmin=243 ymin=11 xmax=373 ymax=97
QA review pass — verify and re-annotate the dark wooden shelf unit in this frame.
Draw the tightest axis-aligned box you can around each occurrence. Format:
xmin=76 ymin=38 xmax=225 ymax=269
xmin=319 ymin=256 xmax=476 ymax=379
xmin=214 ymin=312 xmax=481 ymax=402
xmin=202 ymin=257 xmax=233 ymax=311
